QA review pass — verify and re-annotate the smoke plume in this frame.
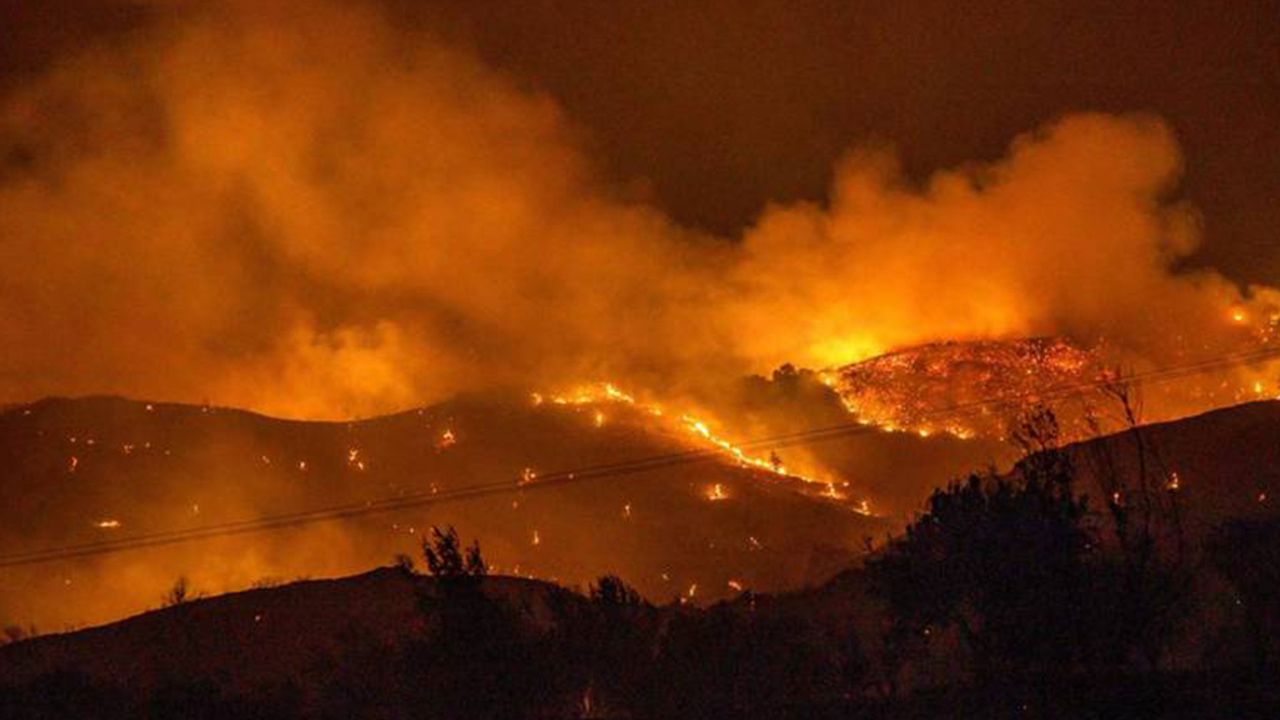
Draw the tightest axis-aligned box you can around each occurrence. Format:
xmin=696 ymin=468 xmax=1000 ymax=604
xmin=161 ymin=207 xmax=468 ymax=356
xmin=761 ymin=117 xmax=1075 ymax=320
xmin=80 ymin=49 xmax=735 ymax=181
xmin=1 ymin=0 xmax=1274 ymax=419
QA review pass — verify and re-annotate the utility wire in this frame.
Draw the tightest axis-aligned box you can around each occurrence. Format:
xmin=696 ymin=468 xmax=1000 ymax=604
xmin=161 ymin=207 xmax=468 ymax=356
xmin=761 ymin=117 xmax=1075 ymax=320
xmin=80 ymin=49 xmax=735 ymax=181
xmin=3 ymin=344 xmax=1278 ymax=568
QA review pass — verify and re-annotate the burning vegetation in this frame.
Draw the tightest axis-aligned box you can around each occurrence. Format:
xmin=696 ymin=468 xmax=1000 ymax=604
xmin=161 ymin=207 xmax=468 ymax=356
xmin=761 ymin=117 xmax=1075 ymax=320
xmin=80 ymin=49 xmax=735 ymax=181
xmin=826 ymin=337 xmax=1106 ymax=440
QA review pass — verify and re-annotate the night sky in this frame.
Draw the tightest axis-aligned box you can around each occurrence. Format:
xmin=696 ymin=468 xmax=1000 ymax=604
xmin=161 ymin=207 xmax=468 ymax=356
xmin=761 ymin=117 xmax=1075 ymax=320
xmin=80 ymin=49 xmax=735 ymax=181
xmin=7 ymin=0 xmax=1273 ymax=281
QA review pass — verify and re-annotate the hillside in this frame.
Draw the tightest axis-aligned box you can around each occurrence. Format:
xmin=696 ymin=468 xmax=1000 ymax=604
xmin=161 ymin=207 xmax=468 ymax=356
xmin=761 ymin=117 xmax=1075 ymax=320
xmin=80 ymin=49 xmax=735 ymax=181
xmin=1055 ymin=399 xmax=1280 ymax=536
xmin=0 ymin=568 xmax=586 ymax=691
xmin=0 ymin=391 xmax=913 ymax=629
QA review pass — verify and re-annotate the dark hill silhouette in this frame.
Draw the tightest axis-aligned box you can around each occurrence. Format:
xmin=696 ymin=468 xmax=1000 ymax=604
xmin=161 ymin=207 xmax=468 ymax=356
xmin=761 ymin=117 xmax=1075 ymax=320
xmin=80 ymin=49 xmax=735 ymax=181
xmin=1055 ymin=399 xmax=1280 ymax=536
xmin=0 ymin=568 xmax=586 ymax=692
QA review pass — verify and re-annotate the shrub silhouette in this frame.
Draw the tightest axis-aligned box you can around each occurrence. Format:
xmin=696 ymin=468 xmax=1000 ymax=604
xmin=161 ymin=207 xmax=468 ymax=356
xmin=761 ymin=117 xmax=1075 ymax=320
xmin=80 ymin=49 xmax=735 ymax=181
xmin=867 ymin=468 xmax=1091 ymax=688
xmin=161 ymin=577 xmax=194 ymax=607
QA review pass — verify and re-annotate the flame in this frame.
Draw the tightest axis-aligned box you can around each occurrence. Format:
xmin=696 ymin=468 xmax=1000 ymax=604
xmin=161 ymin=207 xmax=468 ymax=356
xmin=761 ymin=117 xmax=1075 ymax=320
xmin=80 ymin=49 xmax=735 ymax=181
xmin=827 ymin=338 xmax=1105 ymax=440
xmin=536 ymin=381 xmax=870 ymax=509
xmin=347 ymin=448 xmax=366 ymax=471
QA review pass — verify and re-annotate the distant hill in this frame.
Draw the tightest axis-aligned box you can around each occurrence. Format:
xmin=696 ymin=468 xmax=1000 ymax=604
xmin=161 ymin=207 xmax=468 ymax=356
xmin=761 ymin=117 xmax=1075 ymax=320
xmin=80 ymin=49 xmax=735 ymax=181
xmin=0 ymin=393 xmax=898 ymax=629
xmin=1052 ymin=399 xmax=1280 ymax=537
xmin=3 ymin=390 xmax=1273 ymax=633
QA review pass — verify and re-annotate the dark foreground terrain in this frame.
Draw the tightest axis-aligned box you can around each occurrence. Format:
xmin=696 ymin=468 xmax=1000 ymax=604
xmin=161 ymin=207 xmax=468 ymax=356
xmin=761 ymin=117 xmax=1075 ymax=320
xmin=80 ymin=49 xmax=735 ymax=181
xmin=0 ymin=556 xmax=1276 ymax=719
xmin=2 ymin=401 xmax=1279 ymax=718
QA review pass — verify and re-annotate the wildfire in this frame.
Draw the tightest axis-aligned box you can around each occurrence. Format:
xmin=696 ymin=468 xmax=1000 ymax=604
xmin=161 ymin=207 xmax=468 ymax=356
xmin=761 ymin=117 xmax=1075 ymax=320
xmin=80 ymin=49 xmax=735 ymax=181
xmin=534 ymin=381 xmax=864 ymax=507
xmin=827 ymin=338 xmax=1105 ymax=440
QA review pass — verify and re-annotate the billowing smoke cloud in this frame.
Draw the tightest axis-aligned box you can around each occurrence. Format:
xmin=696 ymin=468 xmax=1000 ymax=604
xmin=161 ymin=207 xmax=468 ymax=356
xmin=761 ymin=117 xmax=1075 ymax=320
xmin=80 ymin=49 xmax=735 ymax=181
xmin=1 ymin=0 xmax=1274 ymax=419
xmin=730 ymin=115 xmax=1278 ymax=372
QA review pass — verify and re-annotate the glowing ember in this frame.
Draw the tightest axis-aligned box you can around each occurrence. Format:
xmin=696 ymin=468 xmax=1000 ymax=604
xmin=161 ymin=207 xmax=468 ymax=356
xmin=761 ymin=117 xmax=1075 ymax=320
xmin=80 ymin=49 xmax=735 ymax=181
xmin=436 ymin=429 xmax=457 ymax=449
xmin=93 ymin=519 xmax=121 ymax=529
xmin=347 ymin=448 xmax=366 ymax=471
xmin=706 ymin=483 xmax=728 ymax=502
xmin=519 ymin=467 xmax=537 ymax=486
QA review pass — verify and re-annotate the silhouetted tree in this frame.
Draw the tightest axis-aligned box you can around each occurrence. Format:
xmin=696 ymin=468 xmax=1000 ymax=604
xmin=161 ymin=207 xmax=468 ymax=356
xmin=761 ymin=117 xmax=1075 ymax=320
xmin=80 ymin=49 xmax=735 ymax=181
xmin=867 ymin=469 xmax=1091 ymax=690
xmin=421 ymin=526 xmax=485 ymax=579
xmin=590 ymin=574 xmax=645 ymax=608
xmin=161 ymin=576 xmax=192 ymax=607
xmin=1081 ymin=384 xmax=1192 ymax=669
xmin=869 ymin=408 xmax=1190 ymax=703
xmin=407 ymin=529 xmax=575 ymax=719
xmin=583 ymin=575 xmax=657 ymax=714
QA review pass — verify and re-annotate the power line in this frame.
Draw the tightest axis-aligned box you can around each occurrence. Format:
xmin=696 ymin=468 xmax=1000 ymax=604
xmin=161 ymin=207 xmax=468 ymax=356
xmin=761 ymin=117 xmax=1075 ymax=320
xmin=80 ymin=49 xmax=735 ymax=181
xmin=3 ymin=344 xmax=1278 ymax=568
